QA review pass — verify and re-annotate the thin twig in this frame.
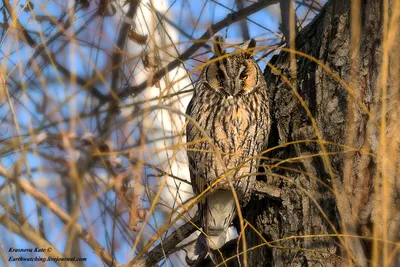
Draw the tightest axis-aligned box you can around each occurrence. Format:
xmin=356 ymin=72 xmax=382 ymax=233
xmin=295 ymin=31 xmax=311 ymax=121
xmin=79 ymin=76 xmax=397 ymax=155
xmin=2 ymin=0 xmax=106 ymax=101
xmin=0 ymin=215 xmax=65 ymax=259
xmin=0 ymin=165 xmax=122 ymax=267
xmin=134 ymin=213 xmax=200 ymax=267
xmin=113 ymin=0 xmax=278 ymax=101
xmin=100 ymin=0 xmax=141 ymax=135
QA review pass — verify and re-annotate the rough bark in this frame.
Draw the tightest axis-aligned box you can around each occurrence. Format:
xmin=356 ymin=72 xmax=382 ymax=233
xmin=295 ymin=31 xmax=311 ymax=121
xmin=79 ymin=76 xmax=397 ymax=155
xmin=203 ymin=0 xmax=400 ymax=266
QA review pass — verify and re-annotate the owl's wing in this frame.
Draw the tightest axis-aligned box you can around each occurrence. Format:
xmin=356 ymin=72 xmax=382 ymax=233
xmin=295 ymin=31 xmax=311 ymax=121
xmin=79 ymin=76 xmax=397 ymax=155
xmin=185 ymin=94 xmax=207 ymax=200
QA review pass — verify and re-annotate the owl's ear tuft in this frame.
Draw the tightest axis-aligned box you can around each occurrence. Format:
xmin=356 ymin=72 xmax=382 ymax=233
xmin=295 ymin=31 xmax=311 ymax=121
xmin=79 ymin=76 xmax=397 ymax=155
xmin=212 ymin=35 xmax=226 ymax=58
xmin=240 ymin=38 xmax=256 ymax=58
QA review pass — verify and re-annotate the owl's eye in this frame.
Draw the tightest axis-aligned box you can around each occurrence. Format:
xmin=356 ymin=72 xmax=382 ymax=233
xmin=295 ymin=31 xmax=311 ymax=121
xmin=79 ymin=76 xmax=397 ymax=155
xmin=216 ymin=74 xmax=224 ymax=86
xmin=241 ymin=73 xmax=248 ymax=80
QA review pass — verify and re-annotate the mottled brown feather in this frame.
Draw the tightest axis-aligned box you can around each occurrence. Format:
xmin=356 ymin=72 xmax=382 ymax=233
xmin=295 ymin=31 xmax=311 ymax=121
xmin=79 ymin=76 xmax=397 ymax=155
xmin=186 ymin=38 xmax=270 ymax=251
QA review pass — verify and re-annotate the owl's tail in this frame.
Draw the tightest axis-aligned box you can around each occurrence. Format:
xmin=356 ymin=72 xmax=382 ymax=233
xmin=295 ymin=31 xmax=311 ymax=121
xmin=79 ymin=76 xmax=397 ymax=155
xmin=202 ymin=190 xmax=236 ymax=250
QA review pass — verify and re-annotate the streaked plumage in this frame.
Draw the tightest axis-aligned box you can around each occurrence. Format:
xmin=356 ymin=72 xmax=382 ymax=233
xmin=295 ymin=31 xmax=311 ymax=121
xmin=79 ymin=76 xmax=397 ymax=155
xmin=186 ymin=36 xmax=270 ymax=257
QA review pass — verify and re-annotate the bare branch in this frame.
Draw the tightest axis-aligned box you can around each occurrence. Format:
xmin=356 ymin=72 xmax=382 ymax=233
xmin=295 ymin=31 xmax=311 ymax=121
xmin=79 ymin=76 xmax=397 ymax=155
xmin=113 ymin=0 xmax=279 ymax=101
xmin=236 ymin=0 xmax=250 ymax=40
xmin=3 ymin=0 xmax=107 ymax=101
xmin=15 ymin=177 xmax=122 ymax=266
xmin=0 ymin=164 xmax=122 ymax=267
xmin=0 ymin=215 xmax=65 ymax=259
xmin=134 ymin=213 xmax=200 ymax=267
xmin=111 ymin=1 xmax=140 ymax=90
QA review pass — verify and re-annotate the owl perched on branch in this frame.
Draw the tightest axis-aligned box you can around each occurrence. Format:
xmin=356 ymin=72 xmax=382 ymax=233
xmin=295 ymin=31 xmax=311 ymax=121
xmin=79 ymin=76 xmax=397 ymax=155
xmin=186 ymin=36 xmax=270 ymax=261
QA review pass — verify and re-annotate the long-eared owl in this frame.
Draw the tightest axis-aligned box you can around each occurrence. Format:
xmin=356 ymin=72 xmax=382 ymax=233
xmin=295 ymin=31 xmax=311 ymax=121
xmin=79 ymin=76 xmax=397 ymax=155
xmin=186 ymin=36 xmax=270 ymax=253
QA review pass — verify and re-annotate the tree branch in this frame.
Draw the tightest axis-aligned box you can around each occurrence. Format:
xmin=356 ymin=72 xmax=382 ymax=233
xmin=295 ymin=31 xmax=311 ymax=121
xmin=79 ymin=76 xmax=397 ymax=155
xmin=112 ymin=0 xmax=278 ymax=101
xmin=3 ymin=0 xmax=107 ymax=101
xmin=134 ymin=214 xmax=200 ymax=267
xmin=0 ymin=215 xmax=65 ymax=259
xmin=111 ymin=1 xmax=140 ymax=90
xmin=0 ymin=166 xmax=122 ymax=267
xmin=17 ymin=177 xmax=122 ymax=266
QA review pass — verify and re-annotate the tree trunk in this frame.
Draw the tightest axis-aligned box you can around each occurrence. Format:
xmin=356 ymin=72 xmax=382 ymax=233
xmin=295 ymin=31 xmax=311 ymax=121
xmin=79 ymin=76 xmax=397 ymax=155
xmin=207 ymin=0 xmax=400 ymax=266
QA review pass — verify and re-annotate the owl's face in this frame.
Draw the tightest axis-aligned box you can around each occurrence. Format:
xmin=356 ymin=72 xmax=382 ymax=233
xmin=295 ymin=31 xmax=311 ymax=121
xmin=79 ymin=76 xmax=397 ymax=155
xmin=201 ymin=37 xmax=261 ymax=97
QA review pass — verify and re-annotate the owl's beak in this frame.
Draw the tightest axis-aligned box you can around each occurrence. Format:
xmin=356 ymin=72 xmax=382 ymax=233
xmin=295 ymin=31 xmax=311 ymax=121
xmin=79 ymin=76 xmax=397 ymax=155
xmin=232 ymin=79 xmax=242 ymax=96
xmin=220 ymin=78 xmax=242 ymax=96
xmin=221 ymin=80 xmax=232 ymax=96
